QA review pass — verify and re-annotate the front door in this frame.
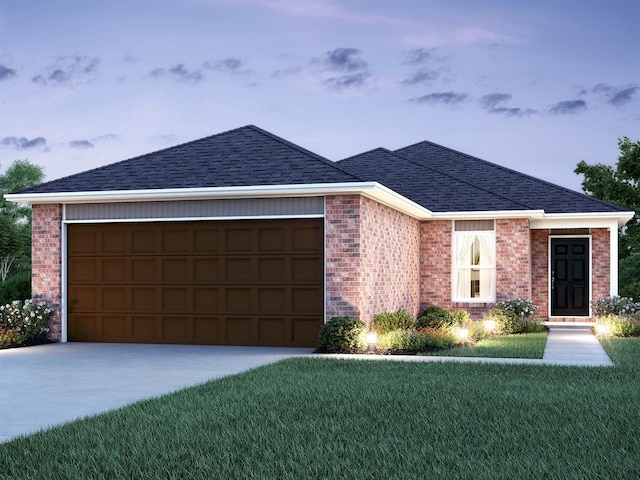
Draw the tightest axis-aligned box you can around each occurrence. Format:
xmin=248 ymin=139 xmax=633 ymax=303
xmin=551 ymin=238 xmax=589 ymax=316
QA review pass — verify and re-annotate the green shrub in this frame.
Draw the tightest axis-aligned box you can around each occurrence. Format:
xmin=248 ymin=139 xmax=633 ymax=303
xmin=483 ymin=310 xmax=523 ymax=335
xmin=0 ymin=275 xmax=31 ymax=306
xmin=595 ymin=314 xmax=640 ymax=337
xmin=416 ymin=306 xmax=455 ymax=329
xmin=0 ymin=299 xmax=54 ymax=347
xmin=620 ymin=282 xmax=640 ymax=302
xmin=371 ymin=309 xmax=415 ymax=335
xmin=592 ymin=296 xmax=640 ymax=317
xmin=317 ymin=316 xmax=367 ymax=353
xmin=467 ymin=320 xmax=490 ymax=341
xmin=377 ymin=327 xmax=456 ymax=353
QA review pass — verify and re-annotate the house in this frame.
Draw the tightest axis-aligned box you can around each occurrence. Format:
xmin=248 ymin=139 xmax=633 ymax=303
xmin=7 ymin=125 xmax=633 ymax=347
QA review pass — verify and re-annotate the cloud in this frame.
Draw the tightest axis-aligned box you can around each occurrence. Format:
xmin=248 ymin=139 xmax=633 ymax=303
xmin=405 ymin=48 xmax=437 ymax=65
xmin=203 ymin=57 xmax=250 ymax=74
xmin=1 ymin=136 xmax=48 ymax=150
xmin=401 ymin=69 xmax=439 ymax=86
xmin=323 ymin=72 xmax=370 ymax=91
xmin=480 ymin=93 xmax=536 ymax=117
xmin=592 ymin=83 xmax=637 ymax=107
xmin=150 ymin=64 xmax=204 ymax=83
xmin=91 ymin=133 xmax=119 ymax=142
xmin=409 ymin=92 xmax=468 ymax=105
xmin=315 ymin=48 xmax=367 ymax=72
xmin=69 ymin=140 xmax=94 ymax=149
xmin=549 ymin=99 xmax=587 ymax=115
xmin=0 ymin=64 xmax=17 ymax=81
xmin=271 ymin=67 xmax=302 ymax=78
xmin=32 ymin=55 xmax=100 ymax=86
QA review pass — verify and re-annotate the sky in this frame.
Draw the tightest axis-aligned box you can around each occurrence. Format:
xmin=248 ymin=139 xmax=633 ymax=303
xmin=0 ymin=0 xmax=639 ymax=193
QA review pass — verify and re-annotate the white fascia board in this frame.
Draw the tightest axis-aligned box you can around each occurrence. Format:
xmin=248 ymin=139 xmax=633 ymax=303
xmin=530 ymin=211 xmax=634 ymax=229
xmin=431 ymin=210 xmax=545 ymax=220
xmin=5 ymin=182 xmax=434 ymax=220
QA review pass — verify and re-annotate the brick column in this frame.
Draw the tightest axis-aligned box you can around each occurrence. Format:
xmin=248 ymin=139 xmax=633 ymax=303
xmin=31 ymin=204 xmax=63 ymax=341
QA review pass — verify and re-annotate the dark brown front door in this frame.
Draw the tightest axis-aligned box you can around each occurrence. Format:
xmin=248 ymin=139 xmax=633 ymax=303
xmin=551 ymin=238 xmax=589 ymax=316
xmin=67 ymin=219 xmax=324 ymax=347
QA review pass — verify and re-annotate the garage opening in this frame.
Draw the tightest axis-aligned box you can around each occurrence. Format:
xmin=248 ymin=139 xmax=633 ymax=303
xmin=66 ymin=219 xmax=324 ymax=347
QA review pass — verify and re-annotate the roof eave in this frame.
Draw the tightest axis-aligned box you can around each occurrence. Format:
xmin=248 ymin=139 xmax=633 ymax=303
xmin=5 ymin=182 xmax=435 ymax=220
xmin=530 ymin=211 xmax=635 ymax=229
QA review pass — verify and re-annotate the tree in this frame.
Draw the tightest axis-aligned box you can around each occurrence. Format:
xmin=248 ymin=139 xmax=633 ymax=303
xmin=575 ymin=137 xmax=640 ymax=260
xmin=0 ymin=160 xmax=45 ymax=303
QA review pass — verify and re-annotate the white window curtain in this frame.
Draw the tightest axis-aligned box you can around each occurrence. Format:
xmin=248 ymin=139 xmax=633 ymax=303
xmin=453 ymin=231 xmax=495 ymax=300
xmin=477 ymin=234 xmax=495 ymax=298
xmin=454 ymin=234 xmax=474 ymax=299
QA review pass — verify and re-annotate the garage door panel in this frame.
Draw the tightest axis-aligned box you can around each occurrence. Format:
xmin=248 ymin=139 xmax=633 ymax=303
xmin=292 ymin=318 xmax=323 ymax=345
xmin=131 ymin=316 xmax=158 ymax=340
xmin=162 ymin=288 xmax=190 ymax=311
xmin=68 ymin=219 xmax=323 ymax=347
xmin=292 ymin=257 xmax=322 ymax=283
xmin=292 ymin=226 xmax=322 ymax=252
xmin=131 ymin=287 xmax=158 ymax=311
xmin=193 ymin=287 xmax=220 ymax=311
xmin=225 ymin=288 xmax=254 ymax=312
xmin=258 ymin=288 xmax=287 ymax=313
xmin=225 ymin=228 xmax=253 ymax=253
xmin=131 ymin=230 xmax=157 ymax=254
xmin=162 ymin=229 xmax=190 ymax=253
xmin=101 ymin=287 xmax=128 ymax=311
xmin=68 ymin=258 xmax=98 ymax=282
xmin=101 ymin=315 xmax=128 ymax=341
xmin=257 ymin=258 xmax=286 ymax=282
xmin=193 ymin=229 xmax=220 ymax=253
xmin=68 ymin=314 xmax=98 ymax=341
xmin=225 ymin=258 xmax=253 ymax=282
xmin=224 ymin=317 xmax=253 ymax=344
xmin=258 ymin=317 xmax=287 ymax=345
xmin=161 ymin=258 xmax=190 ymax=282
xmin=292 ymin=288 xmax=323 ymax=314
xmin=102 ymin=258 xmax=127 ymax=282
xmin=131 ymin=259 xmax=157 ymax=282
xmin=193 ymin=316 xmax=221 ymax=344
xmin=68 ymin=287 xmax=98 ymax=311
xmin=193 ymin=258 xmax=220 ymax=282
xmin=161 ymin=316 xmax=190 ymax=342
xmin=69 ymin=230 xmax=98 ymax=255
xmin=102 ymin=230 xmax=128 ymax=254
xmin=258 ymin=227 xmax=286 ymax=252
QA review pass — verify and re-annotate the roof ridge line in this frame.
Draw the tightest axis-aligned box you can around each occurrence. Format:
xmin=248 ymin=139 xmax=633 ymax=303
xmin=397 ymin=140 xmax=629 ymax=212
xmin=383 ymin=148 xmax=535 ymax=210
xmin=247 ymin=125 xmax=365 ymax=182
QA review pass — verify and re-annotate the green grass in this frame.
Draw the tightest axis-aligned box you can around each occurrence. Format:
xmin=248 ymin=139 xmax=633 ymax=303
xmin=419 ymin=332 xmax=548 ymax=358
xmin=2 ymin=338 xmax=640 ymax=479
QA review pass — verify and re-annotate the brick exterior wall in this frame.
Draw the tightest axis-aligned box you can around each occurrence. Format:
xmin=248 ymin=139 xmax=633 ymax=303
xmin=591 ymin=228 xmax=610 ymax=305
xmin=531 ymin=229 xmax=549 ymax=320
xmin=421 ymin=218 xmax=532 ymax=319
xmin=31 ymin=204 xmax=63 ymax=341
xmin=325 ymin=195 xmax=421 ymax=325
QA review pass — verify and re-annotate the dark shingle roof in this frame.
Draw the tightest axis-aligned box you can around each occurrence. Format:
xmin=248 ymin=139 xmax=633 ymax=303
xmin=392 ymin=140 xmax=629 ymax=214
xmin=339 ymin=148 xmax=529 ymax=212
xmin=18 ymin=125 xmax=361 ymax=194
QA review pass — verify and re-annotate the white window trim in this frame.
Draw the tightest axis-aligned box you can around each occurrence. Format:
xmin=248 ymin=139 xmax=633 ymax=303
xmin=451 ymin=221 xmax=496 ymax=303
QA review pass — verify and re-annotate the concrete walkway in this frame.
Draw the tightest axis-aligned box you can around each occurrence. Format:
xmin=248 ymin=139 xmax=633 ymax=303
xmin=316 ymin=326 xmax=614 ymax=367
xmin=0 ymin=343 xmax=313 ymax=444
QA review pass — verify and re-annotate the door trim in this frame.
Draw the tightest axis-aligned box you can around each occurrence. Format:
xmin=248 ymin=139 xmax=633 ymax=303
xmin=548 ymin=235 xmax=592 ymax=318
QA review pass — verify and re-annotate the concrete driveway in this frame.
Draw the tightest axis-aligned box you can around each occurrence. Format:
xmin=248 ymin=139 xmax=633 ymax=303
xmin=0 ymin=342 xmax=313 ymax=444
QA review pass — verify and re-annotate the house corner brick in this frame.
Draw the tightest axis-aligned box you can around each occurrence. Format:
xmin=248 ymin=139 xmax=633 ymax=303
xmin=31 ymin=204 xmax=63 ymax=341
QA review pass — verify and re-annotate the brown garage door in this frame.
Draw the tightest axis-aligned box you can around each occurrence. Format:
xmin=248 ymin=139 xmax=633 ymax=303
xmin=67 ymin=219 xmax=324 ymax=347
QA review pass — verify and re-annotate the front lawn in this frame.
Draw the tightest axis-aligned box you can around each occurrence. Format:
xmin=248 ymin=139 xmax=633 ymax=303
xmin=419 ymin=331 xmax=548 ymax=358
xmin=2 ymin=338 xmax=639 ymax=479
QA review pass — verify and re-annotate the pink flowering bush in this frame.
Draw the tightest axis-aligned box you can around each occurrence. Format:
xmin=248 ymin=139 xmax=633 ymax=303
xmin=0 ymin=299 xmax=54 ymax=347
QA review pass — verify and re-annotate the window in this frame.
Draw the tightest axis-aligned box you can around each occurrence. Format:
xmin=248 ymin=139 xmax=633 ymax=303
xmin=452 ymin=220 xmax=495 ymax=301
